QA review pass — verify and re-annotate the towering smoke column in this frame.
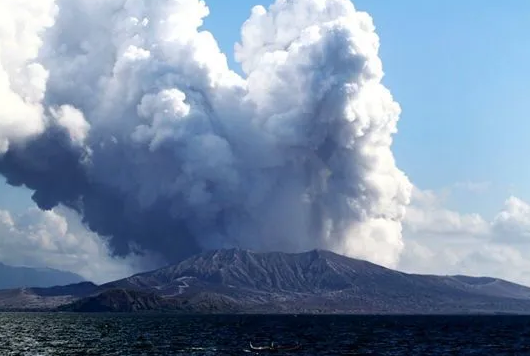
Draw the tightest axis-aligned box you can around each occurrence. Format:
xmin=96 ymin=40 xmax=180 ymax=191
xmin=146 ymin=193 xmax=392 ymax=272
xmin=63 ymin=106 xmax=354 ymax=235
xmin=0 ymin=0 xmax=411 ymax=267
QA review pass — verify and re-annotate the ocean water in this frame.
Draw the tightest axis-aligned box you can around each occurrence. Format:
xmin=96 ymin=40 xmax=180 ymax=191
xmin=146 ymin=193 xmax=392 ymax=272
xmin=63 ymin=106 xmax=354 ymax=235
xmin=0 ymin=313 xmax=529 ymax=355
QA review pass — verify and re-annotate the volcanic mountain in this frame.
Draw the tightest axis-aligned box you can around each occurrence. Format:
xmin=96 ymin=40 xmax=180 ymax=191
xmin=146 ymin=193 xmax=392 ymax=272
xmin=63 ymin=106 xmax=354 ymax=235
xmin=2 ymin=249 xmax=530 ymax=314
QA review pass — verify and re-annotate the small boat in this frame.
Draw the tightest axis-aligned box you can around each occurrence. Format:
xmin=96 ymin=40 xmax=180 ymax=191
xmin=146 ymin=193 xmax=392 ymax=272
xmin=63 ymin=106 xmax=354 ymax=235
xmin=249 ymin=341 xmax=301 ymax=352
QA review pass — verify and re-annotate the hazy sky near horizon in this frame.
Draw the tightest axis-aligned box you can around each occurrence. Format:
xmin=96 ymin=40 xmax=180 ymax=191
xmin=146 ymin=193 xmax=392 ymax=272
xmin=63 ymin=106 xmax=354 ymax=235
xmin=1 ymin=0 xmax=530 ymax=284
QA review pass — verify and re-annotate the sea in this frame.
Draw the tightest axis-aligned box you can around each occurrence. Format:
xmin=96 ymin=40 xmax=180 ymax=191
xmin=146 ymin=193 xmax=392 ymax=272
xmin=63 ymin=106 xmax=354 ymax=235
xmin=0 ymin=313 xmax=529 ymax=355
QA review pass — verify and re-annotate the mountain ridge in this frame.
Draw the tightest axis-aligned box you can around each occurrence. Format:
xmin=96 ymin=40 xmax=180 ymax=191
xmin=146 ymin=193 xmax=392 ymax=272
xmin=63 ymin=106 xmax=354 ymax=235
xmin=2 ymin=249 xmax=530 ymax=314
xmin=0 ymin=262 xmax=85 ymax=290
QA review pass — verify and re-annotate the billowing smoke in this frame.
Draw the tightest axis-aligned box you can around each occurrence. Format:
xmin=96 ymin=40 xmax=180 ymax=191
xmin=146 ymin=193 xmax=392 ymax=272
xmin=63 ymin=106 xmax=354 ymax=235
xmin=0 ymin=0 xmax=411 ymax=267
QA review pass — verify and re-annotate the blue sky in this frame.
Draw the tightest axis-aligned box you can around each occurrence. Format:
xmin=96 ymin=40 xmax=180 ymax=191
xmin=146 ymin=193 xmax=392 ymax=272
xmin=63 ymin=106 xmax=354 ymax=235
xmin=355 ymin=0 xmax=530 ymax=218
xmin=4 ymin=0 xmax=528 ymax=219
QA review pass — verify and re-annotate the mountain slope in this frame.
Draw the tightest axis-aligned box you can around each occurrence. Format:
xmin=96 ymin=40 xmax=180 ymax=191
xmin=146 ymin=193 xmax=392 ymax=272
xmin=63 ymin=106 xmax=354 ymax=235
xmin=102 ymin=249 xmax=381 ymax=293
xmin=57 ymin=289 xmax=243 ymax=313
xmin=3 ymin=249 xmax=530 ymax=314
xmin=0 ymin=262 xmax=85 ymax=289
xmin=94 ymin=249 xmax=530 ymax=314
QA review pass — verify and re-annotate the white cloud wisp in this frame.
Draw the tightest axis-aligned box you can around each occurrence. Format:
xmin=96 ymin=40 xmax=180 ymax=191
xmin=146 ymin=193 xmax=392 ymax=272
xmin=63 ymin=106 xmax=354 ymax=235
xmin=402 ymin=189 xmax=530 ymax=286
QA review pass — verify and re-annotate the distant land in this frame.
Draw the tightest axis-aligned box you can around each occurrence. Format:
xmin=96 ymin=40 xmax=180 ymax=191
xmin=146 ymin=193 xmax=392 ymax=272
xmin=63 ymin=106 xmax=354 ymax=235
xmin=1 ymin=249 xmax=530 ymax=314
xmin=0 ymin=262 xmax=85 ymax=290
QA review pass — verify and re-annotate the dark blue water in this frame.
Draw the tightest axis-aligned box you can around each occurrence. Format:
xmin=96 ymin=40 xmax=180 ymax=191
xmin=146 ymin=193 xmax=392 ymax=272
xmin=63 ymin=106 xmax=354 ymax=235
xmin=0 ymin=313 xmax=529 ymax=355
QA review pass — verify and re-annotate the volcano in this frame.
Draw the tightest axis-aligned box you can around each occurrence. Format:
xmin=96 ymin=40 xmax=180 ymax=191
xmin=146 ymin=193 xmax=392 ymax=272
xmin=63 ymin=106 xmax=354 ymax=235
xmin=2 ymin=249 xmax=530 ymax=314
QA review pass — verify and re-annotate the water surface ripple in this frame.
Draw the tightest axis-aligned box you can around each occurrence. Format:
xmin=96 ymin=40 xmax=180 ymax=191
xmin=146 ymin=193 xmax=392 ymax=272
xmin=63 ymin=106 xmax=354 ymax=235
xmin=0 ymin=313 xmax=529 ymax=355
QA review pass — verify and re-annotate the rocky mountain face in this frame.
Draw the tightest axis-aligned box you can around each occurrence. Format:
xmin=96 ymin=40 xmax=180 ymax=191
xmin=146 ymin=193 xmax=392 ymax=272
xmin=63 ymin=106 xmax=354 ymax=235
xmin=0 ymin=262 xmax=85 ymax=290
xmin=2 ymin=249 xmax=530 ymax=314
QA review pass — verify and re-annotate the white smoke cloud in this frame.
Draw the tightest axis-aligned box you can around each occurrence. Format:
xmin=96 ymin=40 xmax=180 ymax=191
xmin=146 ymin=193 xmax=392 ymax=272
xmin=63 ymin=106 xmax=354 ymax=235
xmin=51 ymin=105 xmax=90 ymax=146
xmin=0 ymin=0 xmax=411 ymax=268
xmin=0 ymin=0 xmax=55 ymax=153
xmin=401 ymin=188 xmax=530 ymax=285
xmin=0 ymin=207 xmax=156 ymax=283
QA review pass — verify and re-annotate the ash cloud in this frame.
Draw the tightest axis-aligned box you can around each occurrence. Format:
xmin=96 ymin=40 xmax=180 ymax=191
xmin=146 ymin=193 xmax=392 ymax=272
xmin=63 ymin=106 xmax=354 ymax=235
xmin=0 ymin=0 xmax=411 ymax=267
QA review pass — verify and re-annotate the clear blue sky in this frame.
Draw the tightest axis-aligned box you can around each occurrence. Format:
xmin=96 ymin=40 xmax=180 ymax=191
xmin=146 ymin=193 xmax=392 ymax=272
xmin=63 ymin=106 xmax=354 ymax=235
xmin=2 ymin=0 xmax=530 ymax=219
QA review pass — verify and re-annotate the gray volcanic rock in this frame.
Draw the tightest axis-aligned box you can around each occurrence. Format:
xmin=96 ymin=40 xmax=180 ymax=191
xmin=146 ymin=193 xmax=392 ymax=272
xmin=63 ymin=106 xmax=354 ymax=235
xmin=4 ymin=249 xmax=530 ymax=314
xmin=0 ymin=262 xmax=85 ymax=289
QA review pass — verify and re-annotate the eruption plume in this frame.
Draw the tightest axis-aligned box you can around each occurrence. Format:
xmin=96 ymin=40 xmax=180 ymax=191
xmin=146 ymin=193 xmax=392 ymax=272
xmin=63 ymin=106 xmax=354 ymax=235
xmin=0 ymin=0 xmax=411 ymax=267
